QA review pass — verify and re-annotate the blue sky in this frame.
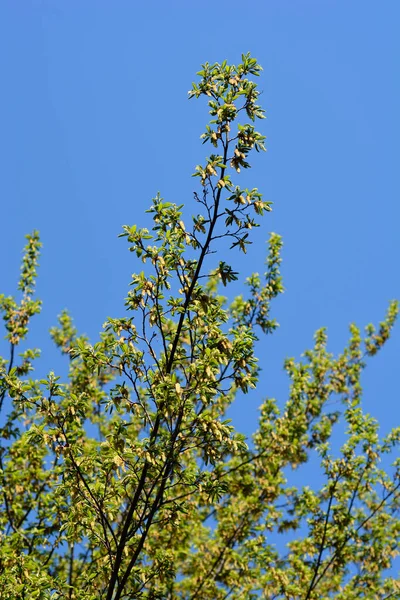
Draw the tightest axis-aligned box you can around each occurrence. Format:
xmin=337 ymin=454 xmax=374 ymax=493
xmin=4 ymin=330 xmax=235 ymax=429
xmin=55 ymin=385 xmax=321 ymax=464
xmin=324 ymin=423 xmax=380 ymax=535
xmin=0 ymin=1 xmax=399 ymax=446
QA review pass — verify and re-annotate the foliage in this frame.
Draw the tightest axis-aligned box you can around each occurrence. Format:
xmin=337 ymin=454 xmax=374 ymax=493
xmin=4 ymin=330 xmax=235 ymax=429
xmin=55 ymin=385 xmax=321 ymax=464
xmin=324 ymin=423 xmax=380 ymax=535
xmin=0 ymin=54 xmax=399 ymax=600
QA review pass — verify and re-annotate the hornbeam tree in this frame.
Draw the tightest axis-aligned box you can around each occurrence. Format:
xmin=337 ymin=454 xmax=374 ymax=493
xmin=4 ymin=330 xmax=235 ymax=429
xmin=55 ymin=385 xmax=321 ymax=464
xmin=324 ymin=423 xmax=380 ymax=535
xmin=0 ymin=54 xmax=399 ymax=600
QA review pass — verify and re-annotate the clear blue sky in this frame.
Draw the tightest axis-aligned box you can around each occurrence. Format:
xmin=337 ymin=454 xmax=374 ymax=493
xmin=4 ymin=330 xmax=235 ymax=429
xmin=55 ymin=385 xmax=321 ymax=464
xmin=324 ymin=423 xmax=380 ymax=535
xmin=1 ymin=1 xmax=399 ymax=443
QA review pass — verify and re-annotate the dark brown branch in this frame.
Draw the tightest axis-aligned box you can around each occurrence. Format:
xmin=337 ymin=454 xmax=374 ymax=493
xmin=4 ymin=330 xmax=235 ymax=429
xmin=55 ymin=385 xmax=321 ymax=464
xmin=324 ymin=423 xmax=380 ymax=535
xmin=107 ymin=132 xmax=230 ymax=600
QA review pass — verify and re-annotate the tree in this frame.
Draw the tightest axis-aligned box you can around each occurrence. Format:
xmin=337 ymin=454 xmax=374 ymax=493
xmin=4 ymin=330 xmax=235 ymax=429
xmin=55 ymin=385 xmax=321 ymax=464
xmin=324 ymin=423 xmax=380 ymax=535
xmin=0 ymin=54 xmax=399 ymax=600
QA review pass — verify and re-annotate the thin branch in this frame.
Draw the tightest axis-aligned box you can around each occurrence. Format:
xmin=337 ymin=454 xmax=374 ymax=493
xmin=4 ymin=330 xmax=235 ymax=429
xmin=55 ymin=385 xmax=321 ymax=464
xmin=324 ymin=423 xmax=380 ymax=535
xmin=304 ymin=479 xmax=338 ymax=600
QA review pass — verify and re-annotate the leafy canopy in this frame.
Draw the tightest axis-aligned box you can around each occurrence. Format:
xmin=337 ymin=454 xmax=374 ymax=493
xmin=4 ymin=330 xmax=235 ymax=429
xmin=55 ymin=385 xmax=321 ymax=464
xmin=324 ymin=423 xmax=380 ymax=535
xmin=0 ymin=54 xmax=399 ymax=600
